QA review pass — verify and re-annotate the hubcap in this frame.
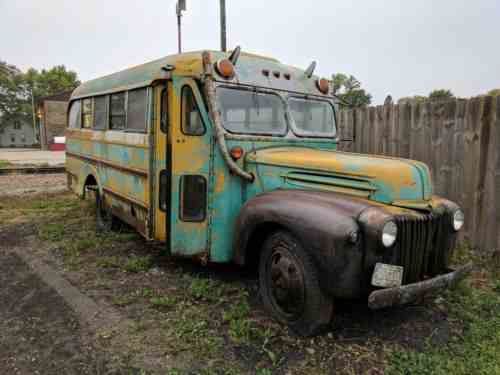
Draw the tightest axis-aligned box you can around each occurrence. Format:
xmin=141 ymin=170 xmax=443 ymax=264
xmin=268 ymin=247 xmax=306 ymax=319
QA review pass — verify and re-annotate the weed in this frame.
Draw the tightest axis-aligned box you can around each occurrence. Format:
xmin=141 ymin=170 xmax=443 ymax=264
xmin=0 ymin=160 xmax=12 ymax=168
xmin=112 ymin=294 xmax=137 ymax=307
xmin=176 ymin=318 xmax=209 ymax=339
xmin=123 ymin=256 xmax=152 ymax=273
xmin=223 ymin=301 xmax=255 ymax=343
xmin=189 ymin=277 xmax=224 ymax=302
xmin=38 ymin=223 xmax=65 ymax=241
xmin=150 ymin=296 xmax=177 ymax=308
xmin=96 ymin=256 xmax=121 ymax=269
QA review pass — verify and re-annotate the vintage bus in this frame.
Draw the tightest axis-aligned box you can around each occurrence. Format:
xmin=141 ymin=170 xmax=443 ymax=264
xmin=66 ymin=48 xmax=470 ymax=335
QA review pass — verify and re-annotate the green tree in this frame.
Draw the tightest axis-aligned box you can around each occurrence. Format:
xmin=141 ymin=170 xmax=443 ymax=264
xmin=0 ymin=62 xmax=80 ymax=130
xmin=429 ymin=89 xmax=454 ymax=100
xmin=22 ymin=65 xmax=80 ymax=101
xmin=487 ymin=89 xmax=500 ymax=97
xmin=397 ymin=95 xmax=427 ymax=104
xmin=331 ymin=73 xmax=372 ymax=107
xmin=0 ymin=61 xmax=30 ymax=129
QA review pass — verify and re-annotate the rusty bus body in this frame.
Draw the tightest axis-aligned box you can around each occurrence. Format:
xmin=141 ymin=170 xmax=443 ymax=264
xmin=66 ymin=49 xmax=470 ymax=335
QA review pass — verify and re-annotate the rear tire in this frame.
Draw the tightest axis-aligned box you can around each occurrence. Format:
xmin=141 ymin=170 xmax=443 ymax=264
xmin=259 ymin=230 xmax=333 ymax=336
xmin=95 ymin=190 xmax=117 ymax=232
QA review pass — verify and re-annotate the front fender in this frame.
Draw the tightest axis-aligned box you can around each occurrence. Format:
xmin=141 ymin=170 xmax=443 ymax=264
xmin=233 ymin=190 xmax=374 ymax=298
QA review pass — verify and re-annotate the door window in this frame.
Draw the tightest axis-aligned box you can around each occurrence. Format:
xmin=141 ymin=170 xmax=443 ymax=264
xmin=181 ymin=86 xmax=205 ymax=135
xmin=179 ymin=175 xmax=206 ymax=222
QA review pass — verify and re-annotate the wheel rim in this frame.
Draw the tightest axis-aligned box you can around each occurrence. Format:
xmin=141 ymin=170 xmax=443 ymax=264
xmin=267 ymin=246 xmax=306 ymax=321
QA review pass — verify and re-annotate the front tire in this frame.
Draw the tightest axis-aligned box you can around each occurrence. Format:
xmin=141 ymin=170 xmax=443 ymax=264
xmin=259 ymin=231 xmax=333 ymax=336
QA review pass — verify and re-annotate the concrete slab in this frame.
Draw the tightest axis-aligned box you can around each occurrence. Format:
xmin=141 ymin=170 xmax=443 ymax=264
xmin=0 ymin=148 xmax=65 ymax=166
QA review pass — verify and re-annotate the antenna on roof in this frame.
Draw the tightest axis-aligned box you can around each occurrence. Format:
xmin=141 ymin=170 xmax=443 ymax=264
xmin=305 ymin=61 xmax=316 ymax=78
xmin=176 ymin=0 xmax=187 ymax=53
xmin=229 ymin=46 xmax=241 ymax=65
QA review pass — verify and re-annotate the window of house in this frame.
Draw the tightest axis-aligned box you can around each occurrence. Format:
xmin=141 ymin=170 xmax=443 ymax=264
xmin=82 ymin=98 xmax=93 ymax=128
xmin=94 ymin=96 xmax=108 ymax=130
xmin=13 ymin=121 xmax=21 ymax=130
xmin=127 ymin=88 xmax=147 ymax=132
xmin=181 ymin=86 xmax=205 ymax=135
xmin=110 ymin=93 xmax=126 ymax=129
xmin=68 ymin=101 xmax=81 ymax=129
xmin=10 ymin=135 xmax=15 ymax=143
xmin=21 ymin=134 xmax=26 ymax=143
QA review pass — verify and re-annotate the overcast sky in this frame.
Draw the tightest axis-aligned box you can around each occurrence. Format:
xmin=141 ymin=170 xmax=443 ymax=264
xmin=1 ymin=0 xmax=499 ymax=104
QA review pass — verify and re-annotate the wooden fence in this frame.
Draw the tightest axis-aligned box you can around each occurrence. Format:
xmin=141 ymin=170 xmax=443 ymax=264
xmin=337 ymin=96 xmax=500 ymax=253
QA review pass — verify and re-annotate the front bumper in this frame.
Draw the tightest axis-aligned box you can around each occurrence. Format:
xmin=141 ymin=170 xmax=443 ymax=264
xmin=368 ymin=262 xmax=473 ymax=310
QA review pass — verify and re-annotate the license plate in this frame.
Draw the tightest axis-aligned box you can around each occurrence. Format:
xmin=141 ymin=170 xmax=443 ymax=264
xmin=371 ymin=263 xmax=404 ymax=288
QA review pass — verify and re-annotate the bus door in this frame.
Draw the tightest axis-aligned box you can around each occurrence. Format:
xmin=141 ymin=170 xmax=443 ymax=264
xmin=154 ymin=83 xmax=170 ymax=243
xmin=170 ymin=78 xmax=212 ymax=258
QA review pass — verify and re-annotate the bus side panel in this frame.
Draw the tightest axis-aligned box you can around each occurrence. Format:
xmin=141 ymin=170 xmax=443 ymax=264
xmin=66 ymin=128 xmax=151 ymax=237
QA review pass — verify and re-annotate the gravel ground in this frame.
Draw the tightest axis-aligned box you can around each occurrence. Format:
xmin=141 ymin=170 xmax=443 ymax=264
xmin=0 ymin=173 xmax=67 ymax=196
xmin=0 ymin=149 xmax=65 ymax=166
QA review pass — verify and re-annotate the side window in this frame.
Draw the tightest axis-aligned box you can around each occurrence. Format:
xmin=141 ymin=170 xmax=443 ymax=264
xmin=127 ymin=88 xmax=147 ymax=132
xmin=110 ymin=92 xmax=126 ymax=130
xmin=180 ymin=175 xmax=207 ymax=222
xmin=68 ymin=101 xmax=81 ymax=129
xmin=94 ymin=96 xmax=108 ymax=130
xmin=181 ymin=86 xmax=205 ymax=135
xmin=160 ymin=88 xmax=168 ymax=133
xmin=82 ymin=98 xmax=93 ymax=128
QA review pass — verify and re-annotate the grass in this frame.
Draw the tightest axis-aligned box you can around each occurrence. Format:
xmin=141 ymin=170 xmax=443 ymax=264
xmin=150 ymin=296 xmax=177 ymax=308
xmin=6 ymin=191 xmax=500 ymax=374
xmin=387 ymin=246 xmax=500 ymax=375
xmin=123 ymin=256 xmax=152 ymax=273
xmin=0 ymin=160 xmax=12 ymax=168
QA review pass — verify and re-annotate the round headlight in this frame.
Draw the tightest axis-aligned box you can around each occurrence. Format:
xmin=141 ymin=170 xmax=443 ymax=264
xmin=382 ymin=221 xmax=398 ymax=248
xmin=453 ymin=209 xmax=464 ymax=231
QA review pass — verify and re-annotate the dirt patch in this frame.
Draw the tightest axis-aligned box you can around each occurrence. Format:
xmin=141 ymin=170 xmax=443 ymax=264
xmin=0 ymin=251 xmax=112 ymax=375
xmin=0 ymin=173 xmax=66 ymax=196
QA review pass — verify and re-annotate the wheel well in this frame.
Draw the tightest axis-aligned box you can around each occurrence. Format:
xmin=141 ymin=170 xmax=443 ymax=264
xmin=244 ymin=222 xmax=285 ymax=273
xmin=83 ymin=174 xmax=98 ymax=198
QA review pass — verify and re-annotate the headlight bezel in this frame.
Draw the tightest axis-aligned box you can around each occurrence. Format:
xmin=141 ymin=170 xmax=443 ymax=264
xmin=452 ymin=209 xmax=465 ymax=231
xmin=381 ymin=220 xmax=398 ymax=248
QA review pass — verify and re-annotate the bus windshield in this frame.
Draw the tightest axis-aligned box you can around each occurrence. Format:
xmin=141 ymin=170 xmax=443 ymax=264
xmin=288 ymin=97 xmax=336 ymax=137
xmin=217 ymin=87 xmax=287 ymax=136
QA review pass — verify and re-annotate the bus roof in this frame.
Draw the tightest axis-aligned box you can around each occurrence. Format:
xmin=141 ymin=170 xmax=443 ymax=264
xmin=71 ymin=50 xmax=327 ymax=101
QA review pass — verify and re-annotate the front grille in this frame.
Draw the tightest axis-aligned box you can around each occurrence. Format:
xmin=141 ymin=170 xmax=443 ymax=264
xmin=392 ymin=212 xmax=456 ymax=284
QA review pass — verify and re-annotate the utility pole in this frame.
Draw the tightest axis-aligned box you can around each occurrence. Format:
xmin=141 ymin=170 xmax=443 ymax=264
xmin=30 ymin=86 xmax=37 ymax=147
xmin=176 ymin=0 xmax=186 ymax=53
xmin=220 ymin=0 xmax=227 ymax=52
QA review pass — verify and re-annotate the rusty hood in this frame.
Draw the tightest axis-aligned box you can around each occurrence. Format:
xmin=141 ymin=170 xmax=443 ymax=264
xmin=246 ymin=147 xmax=433 ymax=207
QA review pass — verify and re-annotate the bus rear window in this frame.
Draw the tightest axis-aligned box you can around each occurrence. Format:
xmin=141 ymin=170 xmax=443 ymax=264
xmin=217 ymin=87 xmax=286 ymax=136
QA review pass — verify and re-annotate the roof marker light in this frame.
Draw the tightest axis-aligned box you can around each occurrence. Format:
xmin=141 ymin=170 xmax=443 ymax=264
xmin=215 ymin=59 xmax=235 ymax=79
xmin=316 ymin=78 xmax=330 ymax=94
